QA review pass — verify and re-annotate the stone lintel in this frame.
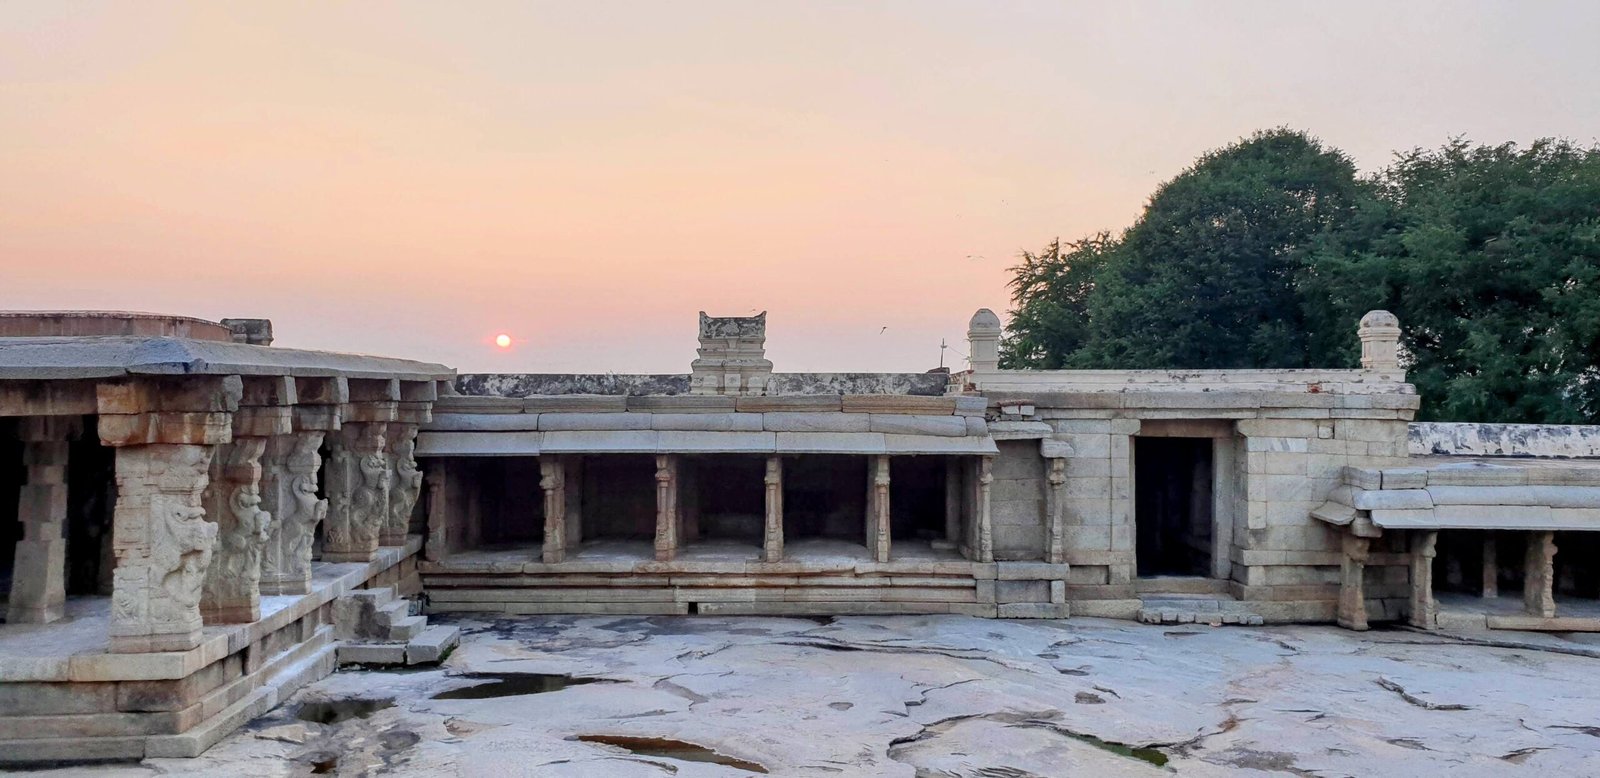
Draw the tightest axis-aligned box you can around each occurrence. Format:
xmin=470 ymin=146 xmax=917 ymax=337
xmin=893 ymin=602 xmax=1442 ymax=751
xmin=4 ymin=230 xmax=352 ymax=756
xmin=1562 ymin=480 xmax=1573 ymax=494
xmin=99 ymin=411 xmax=234 ymax=447
xmin=0 ymin=380 xmax=98 ymax=417
xmin=97 ymin=375 xmax=243 ymax=415
xmin=348 ymin=378 xmax=401 ymax=403
xmin=294 ymin=376 xmax=349 ymax=406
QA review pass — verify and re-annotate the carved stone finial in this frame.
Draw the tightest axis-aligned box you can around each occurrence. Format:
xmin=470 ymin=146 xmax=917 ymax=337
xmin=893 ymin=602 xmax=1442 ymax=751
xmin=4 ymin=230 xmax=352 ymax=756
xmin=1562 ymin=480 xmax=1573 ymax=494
xmin=967 ymin=308 xmax=1003 ymax=373
xmin=1358 ymin=310 xmax=1401 ymax=372
xmin=221 ymin=318 xmax=274 ymax=346
xmin=690 ymin=311 xmax=773 ymax=395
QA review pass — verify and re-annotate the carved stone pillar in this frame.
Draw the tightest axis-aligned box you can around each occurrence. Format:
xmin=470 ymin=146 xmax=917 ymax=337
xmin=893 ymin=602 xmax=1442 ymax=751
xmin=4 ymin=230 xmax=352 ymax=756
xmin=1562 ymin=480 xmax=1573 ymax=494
xmin=540 ymin=456 xmax=567 ymax=563
xmin=7 ymin=417 xmax=80 ymax=624
xmin=1481 ymin=533 xmax=1498 ymax=598
xmin=98 ymin=375 xmax=238 ymax=653
xmin=1338 ymin=533 xmax=1371 ymax=631
xmin=382 ymin=423 xmax=422 ymax=546
xmin=867 ymin=455 xmax=891 ymax=562
xmin=323 ymin=380 xmax=397 ymax=563
xmin=654 ymin=454 xmax=679 ymax=561
xmin=1524 ymin=530 xmax=1557 ymax=618
xmin=259 ymin=429 xmax=328 ymax=594
xmin=199 ymin=437 xmax=270 ymax=623
xmin=1044 ymin=457 xmax=1067 ymax=564
xmin=1407 ymin=530 xmax=1438 ymax=629
xmin=763 ymin=455 xmax=783 ymax=562
xmin=975 ymin=456 xmax=995 ymax=563
xmin=201 ymin=376 xmax=292 ymax=623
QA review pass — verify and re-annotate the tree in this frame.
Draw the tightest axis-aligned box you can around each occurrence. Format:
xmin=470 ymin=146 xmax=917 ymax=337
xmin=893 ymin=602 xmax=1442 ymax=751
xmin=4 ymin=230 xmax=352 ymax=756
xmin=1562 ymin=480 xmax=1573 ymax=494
xmin=1071 ymin=128 xmax=1374 ymax=369
xmin=999 ymin=235 xmax=1116 ymax=369
xmin=1334 ymin=138 xmax=1600 ymax=423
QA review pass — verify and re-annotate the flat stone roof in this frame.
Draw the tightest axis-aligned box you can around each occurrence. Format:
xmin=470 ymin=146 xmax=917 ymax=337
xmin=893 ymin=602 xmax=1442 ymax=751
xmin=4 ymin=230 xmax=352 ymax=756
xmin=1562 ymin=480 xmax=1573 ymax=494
xmin=0 ymin=336 xmax=453 ymax=381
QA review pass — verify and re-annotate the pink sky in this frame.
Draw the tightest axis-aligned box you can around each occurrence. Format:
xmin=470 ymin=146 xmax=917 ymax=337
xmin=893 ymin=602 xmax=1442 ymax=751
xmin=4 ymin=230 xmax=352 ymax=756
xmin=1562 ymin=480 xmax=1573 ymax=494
xmin=2 ymin=2 xmax=1596 ymax=373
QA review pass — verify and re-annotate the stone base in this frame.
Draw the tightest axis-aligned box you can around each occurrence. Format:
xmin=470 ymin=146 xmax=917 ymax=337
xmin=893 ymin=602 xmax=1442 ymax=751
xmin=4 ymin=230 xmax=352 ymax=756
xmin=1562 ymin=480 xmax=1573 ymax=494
xmin=258 ymin=578 xmax=311 ymax=597
xmin=201 ymin=604 xmax=261 ymax=626
xmin=0 ymin=537 xmax=421 ymax=766
xmin=108 ymin=630 xmax=204 ymax=655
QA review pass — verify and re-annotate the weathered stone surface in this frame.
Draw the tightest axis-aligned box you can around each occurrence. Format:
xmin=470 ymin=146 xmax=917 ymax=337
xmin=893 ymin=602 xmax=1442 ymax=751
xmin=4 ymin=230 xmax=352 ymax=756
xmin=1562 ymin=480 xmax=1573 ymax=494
xmin=108 ymin=444 xmax=217 ymax=653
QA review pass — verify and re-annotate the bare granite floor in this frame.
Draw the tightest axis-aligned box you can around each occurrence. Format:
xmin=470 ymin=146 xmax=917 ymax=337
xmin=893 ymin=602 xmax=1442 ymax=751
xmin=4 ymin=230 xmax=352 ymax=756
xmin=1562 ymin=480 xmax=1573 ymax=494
xmin=43 ymin=616 xmax=1600 ymax=776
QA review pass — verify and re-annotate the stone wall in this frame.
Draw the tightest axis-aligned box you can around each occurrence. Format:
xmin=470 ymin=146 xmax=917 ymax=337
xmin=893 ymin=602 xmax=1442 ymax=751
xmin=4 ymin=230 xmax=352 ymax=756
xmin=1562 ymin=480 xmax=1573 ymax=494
xmin=1410 ymin=422 xmax=1600 ymax=459
xmin=990 ymin=440 xmax=1045 ymax=561
xmin=453 ymin=372 xmax=948 ymax=398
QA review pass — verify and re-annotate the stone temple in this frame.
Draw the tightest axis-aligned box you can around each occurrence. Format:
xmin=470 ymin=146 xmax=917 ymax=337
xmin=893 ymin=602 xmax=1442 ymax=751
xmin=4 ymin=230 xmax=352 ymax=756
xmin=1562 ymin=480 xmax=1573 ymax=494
xmin=3 ymin=307 xmax=1600 ymax=763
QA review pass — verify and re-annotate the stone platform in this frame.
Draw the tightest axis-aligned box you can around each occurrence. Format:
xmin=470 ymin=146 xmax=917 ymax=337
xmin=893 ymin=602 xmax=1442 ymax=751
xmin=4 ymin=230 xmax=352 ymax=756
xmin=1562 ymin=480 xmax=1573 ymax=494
xmin=0 ymin=539 xmax=421 ymax=765
xmin=422 ymin=538 xmax=1071 ymax=618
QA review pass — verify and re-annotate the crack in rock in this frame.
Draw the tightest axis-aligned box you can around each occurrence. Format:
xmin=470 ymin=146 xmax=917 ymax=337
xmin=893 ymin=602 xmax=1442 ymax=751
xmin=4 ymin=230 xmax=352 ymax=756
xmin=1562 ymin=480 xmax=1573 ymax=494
xmin=1375 ymin=677 xmax=1472 ymax=711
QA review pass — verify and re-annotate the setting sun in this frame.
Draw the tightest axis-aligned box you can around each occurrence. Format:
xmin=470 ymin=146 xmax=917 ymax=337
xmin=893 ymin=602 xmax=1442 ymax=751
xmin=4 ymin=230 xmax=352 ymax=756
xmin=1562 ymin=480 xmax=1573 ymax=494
xmin=494 ymin=333 xmax=512 ymax=349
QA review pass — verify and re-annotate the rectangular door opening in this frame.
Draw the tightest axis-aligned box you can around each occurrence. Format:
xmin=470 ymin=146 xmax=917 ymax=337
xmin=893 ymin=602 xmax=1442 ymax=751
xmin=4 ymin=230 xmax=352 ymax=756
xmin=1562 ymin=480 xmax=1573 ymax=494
xmin=1135 ymin=437 xmax=1214 ymax=578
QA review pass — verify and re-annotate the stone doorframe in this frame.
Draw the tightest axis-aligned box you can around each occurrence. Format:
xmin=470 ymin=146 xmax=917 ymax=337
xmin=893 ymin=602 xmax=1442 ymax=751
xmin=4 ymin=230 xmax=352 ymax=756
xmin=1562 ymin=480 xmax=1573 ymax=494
xmin=1126 ymin=419 xmax=1239 ymax=582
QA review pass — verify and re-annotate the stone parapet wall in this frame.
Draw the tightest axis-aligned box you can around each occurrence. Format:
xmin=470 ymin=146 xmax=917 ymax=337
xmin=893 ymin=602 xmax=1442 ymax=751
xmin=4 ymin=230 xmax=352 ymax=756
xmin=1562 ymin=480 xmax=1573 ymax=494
xmin=1410 ymin=422 xmax=1600 ymax=459
xmin=453 ymin=372 xmax=948 ymax=398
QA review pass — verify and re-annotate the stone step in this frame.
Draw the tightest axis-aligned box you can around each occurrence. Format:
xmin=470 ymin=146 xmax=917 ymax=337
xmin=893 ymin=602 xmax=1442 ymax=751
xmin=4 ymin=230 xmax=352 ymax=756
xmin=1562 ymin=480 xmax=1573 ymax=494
xmin=405 ymin=625 xmax=461 ymax=665
xmin=337 ymin=642 xmax=407 ymax=666
xmin=373 ymin=599 xmax=411 ymax=629
xmin=386 ymin=614 xmax=429 ymax=642
xmin=1135 ymin=576 xmax=1231 ymax=596
xmin=348 ymin=587 xmax=397 ymax=606
xmin=1137 ymin=608 xmax=1264 ymax=626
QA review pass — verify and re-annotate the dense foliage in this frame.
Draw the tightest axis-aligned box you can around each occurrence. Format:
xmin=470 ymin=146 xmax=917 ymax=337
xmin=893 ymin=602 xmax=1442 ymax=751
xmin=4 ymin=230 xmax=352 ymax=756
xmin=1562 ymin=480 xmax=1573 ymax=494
xmin=1001 ymin=131 xmax=1600 ymax=423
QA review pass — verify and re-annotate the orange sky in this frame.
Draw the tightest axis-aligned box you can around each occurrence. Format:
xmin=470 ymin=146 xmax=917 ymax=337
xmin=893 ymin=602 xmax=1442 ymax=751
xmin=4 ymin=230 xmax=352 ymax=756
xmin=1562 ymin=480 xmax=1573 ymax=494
xmin=2 ymin=2 xmax=1596 ymax=373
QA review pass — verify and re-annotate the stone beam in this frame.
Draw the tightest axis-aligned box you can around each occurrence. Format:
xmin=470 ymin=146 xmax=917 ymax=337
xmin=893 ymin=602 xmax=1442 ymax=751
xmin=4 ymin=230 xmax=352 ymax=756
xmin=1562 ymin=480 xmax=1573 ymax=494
xmin=6 ymin=416 xmax=81 ymax=624
xmin=0 ymin=380 xmax=97 ymax=418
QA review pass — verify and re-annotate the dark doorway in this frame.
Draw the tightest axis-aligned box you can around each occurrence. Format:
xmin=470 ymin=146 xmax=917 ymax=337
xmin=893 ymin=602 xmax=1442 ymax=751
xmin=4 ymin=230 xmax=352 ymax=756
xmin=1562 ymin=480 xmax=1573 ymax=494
xmin=1134 ymin=437 xmax=1213 ymax=577
xmin=889 ymin=456 xmax=946 ymax=544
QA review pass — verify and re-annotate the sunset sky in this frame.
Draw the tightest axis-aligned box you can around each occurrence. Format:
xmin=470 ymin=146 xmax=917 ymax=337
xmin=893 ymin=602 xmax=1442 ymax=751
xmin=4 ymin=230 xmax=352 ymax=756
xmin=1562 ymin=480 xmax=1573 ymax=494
xmin=2 ymin=2 xmax=1596 ymax=373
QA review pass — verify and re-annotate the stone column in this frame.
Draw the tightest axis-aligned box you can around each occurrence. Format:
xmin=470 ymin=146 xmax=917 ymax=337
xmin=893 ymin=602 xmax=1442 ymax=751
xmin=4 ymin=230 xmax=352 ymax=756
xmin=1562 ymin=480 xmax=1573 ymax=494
xmin=1524 ymin=530 xmax=1557 ymax=618
xmin=201 ymin=376 xmax=292 ymax=623
xmin=382 ymin=423 xmax=422 ymax=546
xmin=943 ymin=458 xmax=962 ymax=545
xmin=867 ymin=455 xmax=891 ymax=562
xmin=383 ymin=381 xmax=434 ymax=546
xmin=1044 ymin=457 xmax=1067 ymax=564
xmin=259 ymin=428 xmax=329 ymax=594
xmin=763 ymin=455 xmax=784 ymax=562
xmin=966 ymin=309 xmax=1002 ymax=375
xmin=98 ymin=374 xmax=240 ymax=653
xmin=975 ymin=455 xmax=995 ymax=563
xmin=540 ymin=456 xmax=567 ymax=563
xmin=323 ymin=380 xmax=397 ymax=563
xmin=1408 ymin=530 xmax=1438 ymax=629
xmin=423 ymin=460 xmax=449 ymax=562
xmin=1481 ymin=533 xmax=1498 ymax=598
xmin=7 ymin=417 xmax=80 ymax=624
xmin=199 ymin=438 xmax=271 ymax=623
xmin=1338 ymin=533 xmax=1372 ymax=631
xmin=654 ymin=454 xmax=679 ymax=561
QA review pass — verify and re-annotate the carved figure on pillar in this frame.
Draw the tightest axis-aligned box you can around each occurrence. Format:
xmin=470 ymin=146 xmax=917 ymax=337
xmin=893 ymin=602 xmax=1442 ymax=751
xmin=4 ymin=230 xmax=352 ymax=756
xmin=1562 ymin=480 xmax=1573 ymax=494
xmin=201 ymin=438 xmax=271 ymax=623
xmin=260 ymin=431 xmax=328 ymax=595
xmin=323 ymin=422 xmax=387 ymax=562
xmin=109 ymin=444 xmax=218 ymax=653
xmin=383 ymin=424 xmax=422 ymax=546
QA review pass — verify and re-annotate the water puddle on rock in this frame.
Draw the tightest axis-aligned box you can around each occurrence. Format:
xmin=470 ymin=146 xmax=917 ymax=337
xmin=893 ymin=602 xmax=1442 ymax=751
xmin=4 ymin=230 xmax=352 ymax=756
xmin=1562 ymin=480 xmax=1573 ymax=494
xmin=295 ymin=697 xmax=395 ymax=725
xmin=577 ymin=735 xmax=769 ymax=773
xmin=1063 ymin=731 xmax=1170 ymax=766
xmin=431 ymin=672 xmax=614 ymax=700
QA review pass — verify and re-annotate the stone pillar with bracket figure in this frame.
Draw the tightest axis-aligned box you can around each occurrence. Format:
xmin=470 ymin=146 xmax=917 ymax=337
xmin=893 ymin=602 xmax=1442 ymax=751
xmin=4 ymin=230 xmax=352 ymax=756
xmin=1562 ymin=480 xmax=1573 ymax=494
xmin=382 ymin=380 xmax=434 ymax=546
xmin=200 ymin=376 xmax=293 ymax=624
xmin=323 ymin=379 xmax=397 ymax=563
xmin=1336 ymin=516 xmax=1382 ymax=631
xmin=259 ymin=377 xmax=342 ymax=595
xmin=98 ymin=375 xmax=239 ymax=653
xmin=7 ymin=416 xmax=81 ymax=624
xmin=1407 ymin=530 xmax=1438 ymax=629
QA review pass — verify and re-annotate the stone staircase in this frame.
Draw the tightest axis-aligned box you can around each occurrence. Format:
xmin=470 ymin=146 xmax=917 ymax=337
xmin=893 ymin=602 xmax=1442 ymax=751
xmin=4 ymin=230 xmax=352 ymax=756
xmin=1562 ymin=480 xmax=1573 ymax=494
xmin=1136 ymin=578 xmax=1264 ymax=626
xmin=333 ymin=586 xmax=460 ymax=666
